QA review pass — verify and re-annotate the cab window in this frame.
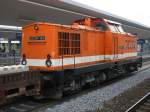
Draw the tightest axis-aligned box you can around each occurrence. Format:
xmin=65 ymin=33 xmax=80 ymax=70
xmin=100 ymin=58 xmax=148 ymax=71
xmin=109 ymin=24 xmax=117 ymax=32
xmin=93 ymin=19 xmax=108 ymax=31
xmin=118 ymin=26 xmax=124 ymax=33
xmin=108 ymin=23 xmax=125 ymax=33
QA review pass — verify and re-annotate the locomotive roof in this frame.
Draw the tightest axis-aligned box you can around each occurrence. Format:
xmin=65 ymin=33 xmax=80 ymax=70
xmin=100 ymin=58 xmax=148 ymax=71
xmin=23 ymin=18 xmax=123 ymax=29
xmin=23 ymin=21 xmax=137 ymax=37
xmin=104 ymin=19 xmax=122 ymax=25
xmin=22 ymin=22 xmax=101 ymax=32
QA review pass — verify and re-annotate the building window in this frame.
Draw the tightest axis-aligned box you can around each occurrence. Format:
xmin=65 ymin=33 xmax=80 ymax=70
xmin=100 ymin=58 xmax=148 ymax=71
xmin=58 ymin=32 xmax=80 ymax=56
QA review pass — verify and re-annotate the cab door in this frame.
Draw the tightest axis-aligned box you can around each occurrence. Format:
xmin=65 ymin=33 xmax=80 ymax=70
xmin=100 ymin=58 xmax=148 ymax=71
xmin=113 ymin=34 xmax=118 ymax=59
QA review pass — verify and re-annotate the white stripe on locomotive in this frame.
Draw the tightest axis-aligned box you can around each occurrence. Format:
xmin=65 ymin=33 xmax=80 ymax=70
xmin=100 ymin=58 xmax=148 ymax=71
xmin=26 ymin=52 xmax=137 ymax=67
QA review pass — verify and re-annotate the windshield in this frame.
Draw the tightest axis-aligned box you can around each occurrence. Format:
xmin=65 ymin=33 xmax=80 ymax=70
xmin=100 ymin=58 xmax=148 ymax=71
xmin=108 ymin=23 xmax=125 ymax=33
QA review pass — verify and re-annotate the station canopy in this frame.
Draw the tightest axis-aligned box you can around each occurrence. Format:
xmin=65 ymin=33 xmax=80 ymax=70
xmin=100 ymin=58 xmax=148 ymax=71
xmin=0 ymin=0 xmax=150 ymax=39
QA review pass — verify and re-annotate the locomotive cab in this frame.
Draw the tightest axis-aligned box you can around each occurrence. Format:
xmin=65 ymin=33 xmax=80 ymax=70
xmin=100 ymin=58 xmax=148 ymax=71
xmin=73 ymin=18 xmax=126 ymax=34
xmin=105 ymin=19 xmax=125 ymax=34
xmin=73 ymin=18 xmax=109 ymax=31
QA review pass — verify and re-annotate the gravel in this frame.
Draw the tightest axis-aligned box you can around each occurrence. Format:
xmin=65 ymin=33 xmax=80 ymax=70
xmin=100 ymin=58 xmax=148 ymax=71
xmin=40 ymin=67 xmax=150 ymax=112
xmin=99 ymin=78 xmax=150 ymax=112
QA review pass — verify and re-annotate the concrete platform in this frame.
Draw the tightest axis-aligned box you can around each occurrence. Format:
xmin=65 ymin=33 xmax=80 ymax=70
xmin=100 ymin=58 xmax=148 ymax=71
xmin=0 ymin=65 xmax=29 ymax=75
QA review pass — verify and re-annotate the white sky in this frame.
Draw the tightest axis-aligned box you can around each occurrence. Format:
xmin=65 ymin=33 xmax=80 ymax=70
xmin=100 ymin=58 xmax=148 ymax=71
xmin=73 ymin=0 xmax=150 ymax=27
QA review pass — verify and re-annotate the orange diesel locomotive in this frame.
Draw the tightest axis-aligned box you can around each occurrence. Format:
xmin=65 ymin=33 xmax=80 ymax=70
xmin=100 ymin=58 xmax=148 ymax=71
xmin=21 ymin=18 xmax=142 ymax=98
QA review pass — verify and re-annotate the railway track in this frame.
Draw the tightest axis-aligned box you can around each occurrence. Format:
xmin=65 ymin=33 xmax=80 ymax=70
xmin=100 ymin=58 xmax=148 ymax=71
xmin=0 ymin=101 xmax=42 ymax=112
xmin=125 ymin=92 xmax=150 ymax=112
xmin=0 ymin=63 xmax=150 ymax=112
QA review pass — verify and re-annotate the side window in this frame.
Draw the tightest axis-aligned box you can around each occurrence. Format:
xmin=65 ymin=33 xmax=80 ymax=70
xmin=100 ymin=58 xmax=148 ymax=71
xmin=70 ymin=33 xmax=80 ymax=54
xmin=58 ymin=32 xmax=70 ymax=55
xmin=58 ymin=32 xmax=80 ymax=56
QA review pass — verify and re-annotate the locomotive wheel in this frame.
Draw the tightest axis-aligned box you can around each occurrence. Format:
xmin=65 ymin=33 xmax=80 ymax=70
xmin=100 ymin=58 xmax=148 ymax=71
xmin=0 ymin=97 xmax=6 ymax=105
xmin=95 ymin=76 xmax=101 ymax=85
xmin=70 ymin=80 xmax=82 ymax=92
xmin=76 ymin=81 xmax=82 ymax=92
xmin=126 ymin=64 xmax=138 ymax=73
xmin=50 ymin=89 xmax=63 ymax=100
xmin=99 ymin=72 xmax=107 ymax=82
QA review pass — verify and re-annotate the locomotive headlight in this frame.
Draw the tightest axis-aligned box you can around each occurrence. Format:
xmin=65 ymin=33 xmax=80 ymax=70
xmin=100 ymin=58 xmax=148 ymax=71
xmin=45 ymin=54 xmax=52 ymax=67
xmin=34 ymin=25 xmax=39 ymax=31
xmin=21 ymin=54 xmax=27 ymax=65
